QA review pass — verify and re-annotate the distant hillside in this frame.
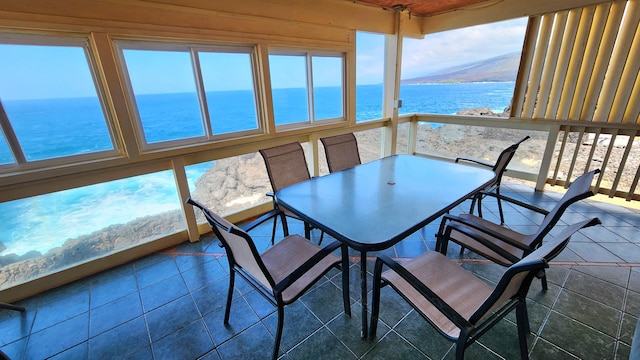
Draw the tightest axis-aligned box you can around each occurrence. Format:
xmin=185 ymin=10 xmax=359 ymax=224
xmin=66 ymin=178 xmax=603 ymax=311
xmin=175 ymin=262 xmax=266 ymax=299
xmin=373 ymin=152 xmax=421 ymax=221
xmin=401 ymin=52 xmax=520 ymax=84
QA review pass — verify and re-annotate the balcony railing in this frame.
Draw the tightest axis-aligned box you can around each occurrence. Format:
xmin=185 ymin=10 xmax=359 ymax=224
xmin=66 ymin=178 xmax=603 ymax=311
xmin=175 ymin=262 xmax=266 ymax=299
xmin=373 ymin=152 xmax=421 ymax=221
xmin=401 ymin=114 xmax=639 ymax=201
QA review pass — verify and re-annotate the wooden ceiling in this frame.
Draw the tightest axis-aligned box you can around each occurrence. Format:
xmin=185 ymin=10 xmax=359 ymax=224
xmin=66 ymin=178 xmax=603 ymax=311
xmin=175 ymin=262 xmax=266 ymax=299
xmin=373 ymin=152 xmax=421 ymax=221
xmin=354 ymin=0 xmax=495 ymax=16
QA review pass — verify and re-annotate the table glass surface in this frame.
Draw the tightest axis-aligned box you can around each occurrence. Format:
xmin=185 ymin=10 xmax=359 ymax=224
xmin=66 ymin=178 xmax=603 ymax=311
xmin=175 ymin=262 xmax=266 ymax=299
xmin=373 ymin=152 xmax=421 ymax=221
xmin=276 ymin=154 xmax=496 ymax=251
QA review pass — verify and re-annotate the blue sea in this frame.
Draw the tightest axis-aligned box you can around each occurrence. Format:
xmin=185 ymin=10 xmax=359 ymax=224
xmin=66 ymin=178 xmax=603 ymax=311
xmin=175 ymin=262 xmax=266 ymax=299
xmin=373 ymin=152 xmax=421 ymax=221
xmin=0 ymin=82 xmax=514 ymax=256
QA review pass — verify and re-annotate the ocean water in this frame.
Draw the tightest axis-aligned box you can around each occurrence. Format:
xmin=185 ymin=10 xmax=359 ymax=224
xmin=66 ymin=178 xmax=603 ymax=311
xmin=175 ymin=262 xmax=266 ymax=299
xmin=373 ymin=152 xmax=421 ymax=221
xmin=399 ymin=82 xmax=514 ymax=115
xmin=0 ymin=82 xmax=514 ymax=256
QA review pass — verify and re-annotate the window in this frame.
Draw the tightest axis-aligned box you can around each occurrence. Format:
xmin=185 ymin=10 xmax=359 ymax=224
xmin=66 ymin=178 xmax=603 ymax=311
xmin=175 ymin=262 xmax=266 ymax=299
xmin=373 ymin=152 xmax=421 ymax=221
xmin=187 ymin=153 xmax=272 ymax=219
xmin=0 ymin=37 xmax=115 ymax=168
xmin=356 ymin=32 xmax=385 ymax=122
xmin=123 ymin=49 xmax=203 ymax=144
xmin=400 ymin=18 xmax=527 ymax=116
xmin=0 ymin=170 xmax=186 ymax=290
xmin=119 ymin=42 xmax=260 ymax=148
xmin=269 ymin=51 xmax=345 ymax=127
xmin=199 ymin=52 xmax=259 ymax=134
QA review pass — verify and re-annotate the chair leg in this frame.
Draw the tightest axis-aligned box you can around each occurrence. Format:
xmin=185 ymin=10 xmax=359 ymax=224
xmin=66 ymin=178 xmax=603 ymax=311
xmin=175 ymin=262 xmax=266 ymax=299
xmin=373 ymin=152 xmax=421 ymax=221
xmin=516 ymin=301 xmax=531 ymax=360
xmin=539 ymin=269 xmax=548 ymax=291
xmin=435 ymin=217 xmax=453 ymax=255
xmin=280 ymin=213 xmax=289 ymax=237
xmin=304 ymin=222 xmax=311 ymax=239
xmin=272 ymin=305 xmax=285 ymax=360
xmin=435 ymin=226 xmax=453 ymax=255
xmin=224 ymin=271 xmax=236 ymax=324
xmin=455 ymin=336 xmax=467 ymax=360
xmin=516 ymin=299 xmax=531 ymax=335
xmin=435 ymin=235 xmax=448 ymax=254
xmin=496 ymin=187 xmax=505 ymax=224
xmin=341 ymin=245 xmax=351 ymax=317
xmin=270 ymin=216 xmax=278 ymax=245
xmin=369 ymin=259 xmax=384 ymax=337
xmin=469 ymin=196 xmax=477 ymax=215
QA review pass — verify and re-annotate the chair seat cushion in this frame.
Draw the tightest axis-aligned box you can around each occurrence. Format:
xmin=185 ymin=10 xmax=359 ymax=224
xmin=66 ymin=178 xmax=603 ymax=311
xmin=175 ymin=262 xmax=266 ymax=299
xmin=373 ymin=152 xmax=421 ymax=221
xmin=382 ymin=251 xmax=493 ymax=339
xmin=450 ymin=213 xmax=533 ymax=265
xmin=261 ymin=234 xmax=340 ymax=303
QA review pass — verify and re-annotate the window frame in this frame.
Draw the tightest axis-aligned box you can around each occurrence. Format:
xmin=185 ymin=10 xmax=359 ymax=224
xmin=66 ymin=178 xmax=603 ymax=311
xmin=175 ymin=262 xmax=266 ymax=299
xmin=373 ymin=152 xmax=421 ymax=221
xmin=0 ymin=33 xmax=120 ymax=173
xmin=116 ymin=40 xmax=264 ymax=151
xmin=268 ymin=48 xmax=347 ymax=130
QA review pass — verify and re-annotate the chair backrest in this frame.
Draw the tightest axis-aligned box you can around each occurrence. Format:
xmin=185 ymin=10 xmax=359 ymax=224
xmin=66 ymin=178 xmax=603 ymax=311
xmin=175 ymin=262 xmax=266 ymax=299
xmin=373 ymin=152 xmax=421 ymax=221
xmin=529 ymin=169 xmax=600 ymax=246
xmin=259 ymin=142 xmax=311 ymax=192
xmin=186 ymin=198 xmax=275 ymax=290
xmin=492 ymin=136 xmax=530 ymax=182
xmin=320 ymin=133 xmax=361 ymax=173
xmin=470 ymin=217 xmax=600 ymax=323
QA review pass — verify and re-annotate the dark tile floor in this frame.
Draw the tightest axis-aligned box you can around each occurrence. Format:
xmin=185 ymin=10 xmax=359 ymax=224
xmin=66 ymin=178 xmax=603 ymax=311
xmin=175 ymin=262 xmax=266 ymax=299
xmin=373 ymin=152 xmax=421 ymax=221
xmin=1 ymin=182 xmax=639 ymax=359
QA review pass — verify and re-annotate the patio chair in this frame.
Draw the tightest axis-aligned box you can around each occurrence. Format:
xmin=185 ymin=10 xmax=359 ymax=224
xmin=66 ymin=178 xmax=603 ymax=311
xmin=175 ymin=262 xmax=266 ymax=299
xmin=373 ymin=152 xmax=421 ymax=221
xmin=455 ymin=136 xmax=530 ymax=224
xmin=186 ymin=198 xmax=350 ymax=360
xmin=436 ymin=169 xmax=600 ymax=290
xmin=259 ymin=142 xmax=323 ymax=244
xmin=320 ymin=133 xmax=361 ymax=173
xmin=370 ymin=217 xmax=600 ymax=360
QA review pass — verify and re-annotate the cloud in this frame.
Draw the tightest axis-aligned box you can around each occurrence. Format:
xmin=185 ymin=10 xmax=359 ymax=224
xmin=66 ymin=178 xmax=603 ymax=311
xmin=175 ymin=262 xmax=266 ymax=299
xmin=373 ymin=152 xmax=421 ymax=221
xmin=401 ymin=18 xmax=528 ymax=79
xmin=355 ymin=18 xmax=528 ymax=83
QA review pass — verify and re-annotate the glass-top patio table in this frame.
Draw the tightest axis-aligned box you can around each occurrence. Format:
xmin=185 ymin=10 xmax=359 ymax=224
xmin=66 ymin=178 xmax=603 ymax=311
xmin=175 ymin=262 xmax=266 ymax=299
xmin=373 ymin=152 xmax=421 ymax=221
xmin=275 ymin=154 xmax=496 ymax=337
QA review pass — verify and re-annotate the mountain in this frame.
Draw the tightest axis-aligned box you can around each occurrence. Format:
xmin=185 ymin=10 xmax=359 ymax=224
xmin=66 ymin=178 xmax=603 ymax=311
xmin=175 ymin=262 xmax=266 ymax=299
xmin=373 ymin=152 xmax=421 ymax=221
xmin=401 ymin=52 xmax=520 ymax=84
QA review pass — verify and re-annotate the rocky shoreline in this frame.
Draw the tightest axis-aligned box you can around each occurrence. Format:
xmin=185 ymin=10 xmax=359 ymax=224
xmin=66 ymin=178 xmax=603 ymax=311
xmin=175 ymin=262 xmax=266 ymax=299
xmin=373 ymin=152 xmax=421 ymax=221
xmin=1 ymin=108 xmax=634 ymax=289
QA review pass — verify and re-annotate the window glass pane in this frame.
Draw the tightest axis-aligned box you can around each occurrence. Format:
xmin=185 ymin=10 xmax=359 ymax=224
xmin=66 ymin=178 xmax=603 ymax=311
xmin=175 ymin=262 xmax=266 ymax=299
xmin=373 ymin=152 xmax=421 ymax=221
xmin=199 ymin=52 xmax=259 ymax=134
xmin=123 ymin=49 xmax=204 ymax=143
xmin=0 ymin=128 xmax=14 ymax=165
xmin=356 ymin=32 xmax=385 ymax=122
xmin=269 ymin=55 xmax=308 ymax=125
xmin=0 ymin=44 xmax=113 ymax=161
xmin=0 ymin=171 xmax=185 ymax=289
xmin=312 ymin=56 xmax=343 ymax=120
xmin=188 ymin=153 xmax=271 ymax=218
xmin=400 ymin=18 xmax=527 ymax=116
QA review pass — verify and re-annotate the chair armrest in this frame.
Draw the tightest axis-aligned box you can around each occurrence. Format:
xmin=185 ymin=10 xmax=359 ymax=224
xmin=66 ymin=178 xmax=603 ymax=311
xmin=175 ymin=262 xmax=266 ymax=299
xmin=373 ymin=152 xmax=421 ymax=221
xmin=446 ymin=222 xmax=523 ymax=263
xmin=439 ymin=214 xmax=528 ymax=261
xmin=455 ymin=157 xmax=493 ymax=168
xmin=242 ymin=209 xmax=283 ymax=233
xmin=273 ymin=240 xmax=342 ymax=293
xmin=374 ymin=255 xmax=473 ymax=331
xmin=475 ymin=191 xmax=550 ymax=216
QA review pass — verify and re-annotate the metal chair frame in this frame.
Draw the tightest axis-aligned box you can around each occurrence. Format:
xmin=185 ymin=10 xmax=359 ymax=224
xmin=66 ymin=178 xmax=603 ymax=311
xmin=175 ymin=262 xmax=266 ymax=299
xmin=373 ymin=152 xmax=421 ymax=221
xmin=259 ymin=142 xmax=322 ymax=244
xmin=436 ymin=169 xmax=600 ymax=290
xmin=455 ymin=136 xmax=530 ymax=224
xmin=371 ymin=217 xmax=600 ymax=360
xmin=186 ymin=198 xmax=350 ymax=360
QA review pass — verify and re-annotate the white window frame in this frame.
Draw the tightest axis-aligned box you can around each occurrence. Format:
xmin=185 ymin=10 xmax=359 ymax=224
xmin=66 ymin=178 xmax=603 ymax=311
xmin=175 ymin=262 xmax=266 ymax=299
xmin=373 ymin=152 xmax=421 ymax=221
xmin=0 ymin=34 xmax=119 ymax=172
xmin=268 ymin=49 xmax=346 ymax=130
xmin=116 ymin=41 xmax=263 ymax=152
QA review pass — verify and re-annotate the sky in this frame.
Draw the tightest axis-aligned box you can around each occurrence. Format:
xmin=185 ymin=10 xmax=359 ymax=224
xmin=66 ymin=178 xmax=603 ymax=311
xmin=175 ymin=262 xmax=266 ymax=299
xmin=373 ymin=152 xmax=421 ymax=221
xmin=357 ymin=17 xmax=529 ymax=84
xmin=0 ymin=18 xmax=528 ymax=100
